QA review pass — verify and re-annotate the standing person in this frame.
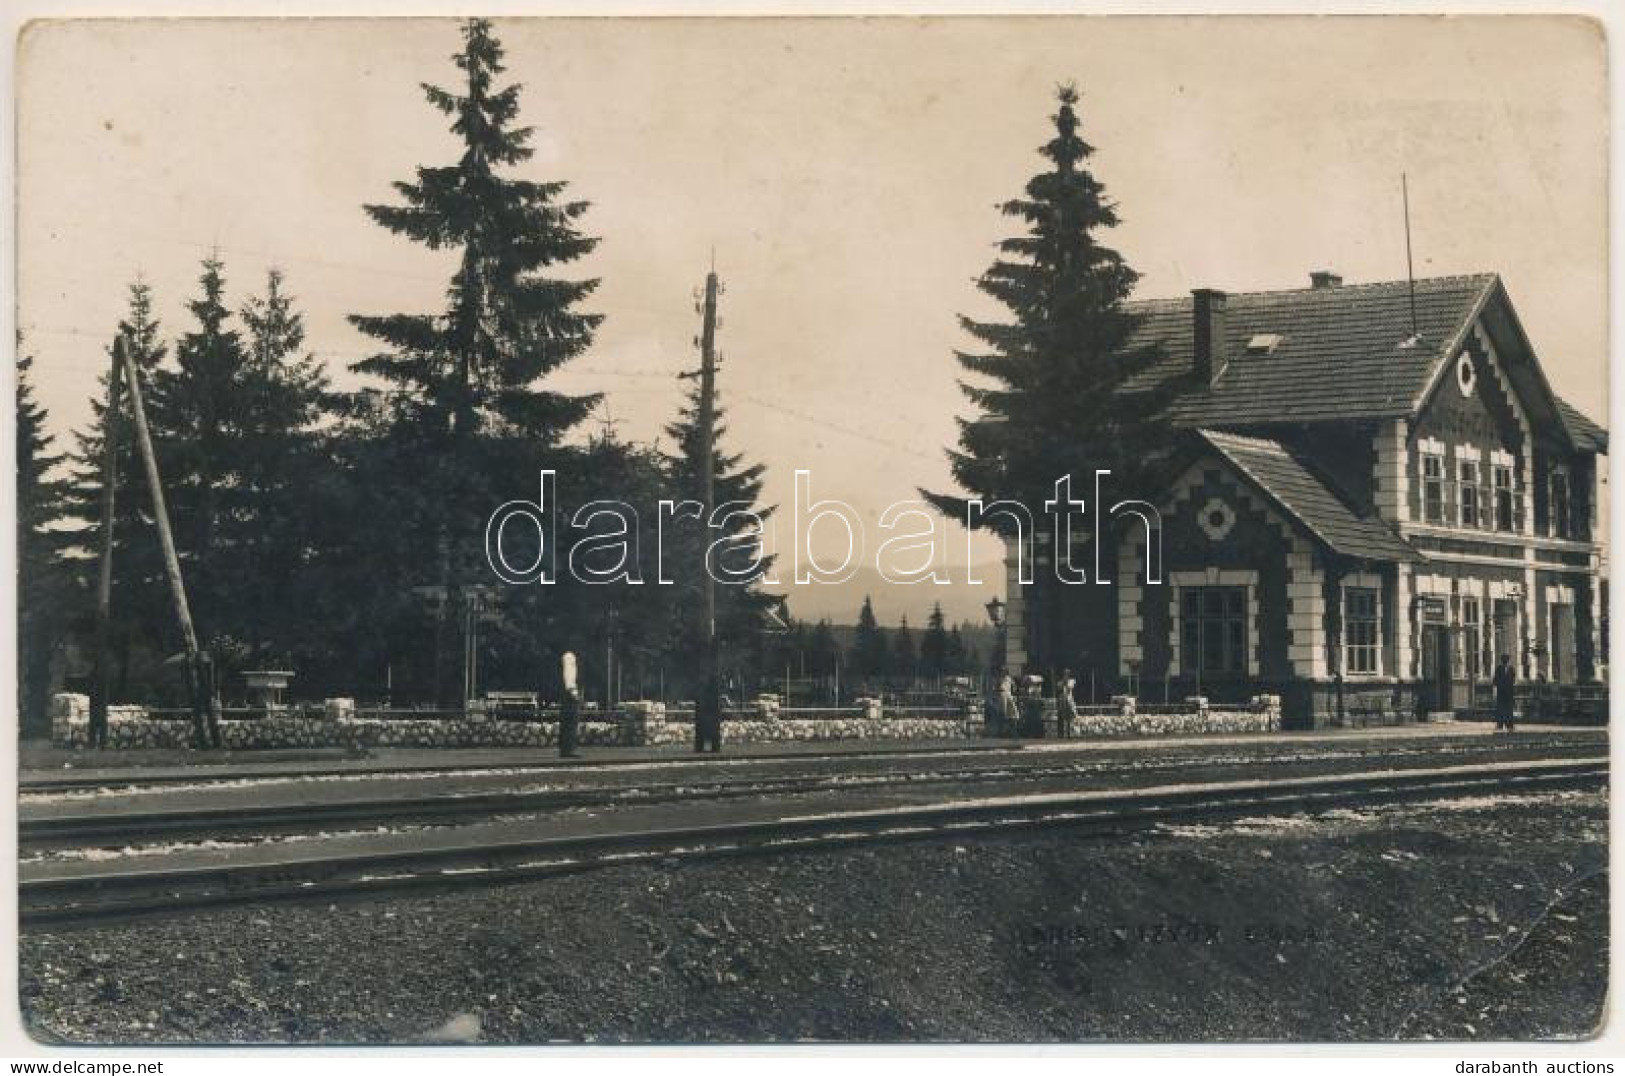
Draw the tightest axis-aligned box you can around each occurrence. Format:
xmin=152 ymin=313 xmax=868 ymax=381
xmin=1056 ymin=667 xmax=1078 ymax=740
xmin=998 ymin=668 xmax=1019 ymax=739
xmin=558 ymin=650 xmax=581 ymax=758
xmin=695 ymin=672 xmax=724 ymax=754
xmin=192 ymin=651 xmax=223 ymax=750
xmin=1492 ymin=653 xmax=1517 ymax=734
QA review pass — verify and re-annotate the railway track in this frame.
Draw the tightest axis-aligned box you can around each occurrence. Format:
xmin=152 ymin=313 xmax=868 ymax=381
xmin=21 ymin=755 xmax=1606 ymax=927
xmin=16 ymin=740 xmax=1004 ymax=794
xmin=23 ymin=730 xmax=1602 ymax=795
xmin=21 ymin=736 xmax=1609 ymax=848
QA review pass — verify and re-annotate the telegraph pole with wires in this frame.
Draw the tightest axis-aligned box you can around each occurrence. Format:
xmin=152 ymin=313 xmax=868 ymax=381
xmin=698 ymin=268 xmax=719 ymax=653
xmin=681 ymin=260 xmax=725 ymax=750
xmin=1403 ymin=172 xmax=1419 ymax=339
xmin=95 ymin=333 xmax=218 ymax=747
xmin=89 ymin=337 xmax=127 ymax=748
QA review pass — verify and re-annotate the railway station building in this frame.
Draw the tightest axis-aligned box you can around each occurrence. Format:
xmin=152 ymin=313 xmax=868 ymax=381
xmin=1000 ymin=272 xmax=1608 ymax=727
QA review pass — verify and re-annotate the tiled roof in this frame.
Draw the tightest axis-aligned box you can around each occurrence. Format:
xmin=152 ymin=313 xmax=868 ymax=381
xmin=1198 ymin=429 xmax=1420 ymax=563
xmin=1556 ymin=397 xmax=1609 ymax=454
xmin=1122 ymin=275 xmax=1497 ymax=427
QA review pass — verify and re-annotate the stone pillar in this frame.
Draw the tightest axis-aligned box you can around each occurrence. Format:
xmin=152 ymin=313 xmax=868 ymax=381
xmin=1111 ymin=694 xmax=1137 ymax=719
xmin=51 ymin=693 xmax=88 ymax=747
xmin=323 ymin=697 xmax=356 ymax=722
xmin=1118 ymin=538 xmax=1144 ymax=678
xmin=621 ymin=701 xmax=667 ymax=746
xmin=1185 ymin=695 xmax=1209 ymax=719
xmin=1003 ymin=535 xmax=1028 ymax=670
xmin=1372 ymin=419 xmax=1409 ymax=523
xmin=1286 ymin=543 xmax=1328 ymax=679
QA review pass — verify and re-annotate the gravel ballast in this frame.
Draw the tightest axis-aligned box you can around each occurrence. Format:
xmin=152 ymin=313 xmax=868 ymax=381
xmin=19 ymin=788 xmax=1606 ymax=1044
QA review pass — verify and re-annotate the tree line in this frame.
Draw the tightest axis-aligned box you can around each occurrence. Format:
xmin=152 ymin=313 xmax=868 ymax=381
xmin=20 ymin=21 xmax=1164 ymax=733
xmin=17 ymin=20 xmax=784 ymax=732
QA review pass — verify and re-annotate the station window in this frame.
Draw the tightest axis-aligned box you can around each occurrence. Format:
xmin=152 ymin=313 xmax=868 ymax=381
xmin=1459 ymin=459 xmax=1481 ymax=529
xmin=1549 ymin=467 xmax=1571 ymax=539
xmin=1344 ymin=587 xmax=1381 ymax=675
xmin=1493 ymin=465 xmax=1515 ymax=531
xmin=1422 ymin=452 xmax=1446 ymax=524
xmin=1461 ymin=596 xmax=1482 ymax=682
xmin=1180 ymin=586 xmax=1246 ymax=675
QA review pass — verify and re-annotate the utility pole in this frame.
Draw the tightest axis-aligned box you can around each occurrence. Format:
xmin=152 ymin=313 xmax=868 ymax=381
xmin=89 ymin=339 xmax=127 ymax=748
xmin=119 ymin=334 xmax=212 ymax=745
xmin=698 ymin=269 xmax=720 ymax=655
xmin=678 ymin=263 xmax=725 ymax=749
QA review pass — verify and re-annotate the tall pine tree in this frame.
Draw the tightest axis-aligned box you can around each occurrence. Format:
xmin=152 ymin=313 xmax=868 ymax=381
xmin=893 ymin=614 xmax=917 ymax=683
xmin=232 ymin=268 xmax=331 ymax=663
xmin=61 ymin=282 xmax=173 ymax=700
xmin=661 ymin=357 xmax=777 ymax=681
xmin=348 ymin=18 xmax=602 ymax=702
xmin=850 ymin=595 xmax=889 ymax=683
xmin=146 ymin=258 xmax=326 ymax=671
xmin=921 ymin=601 xmax=949 ymax=679
xmin=17 ymin=342 xmax=70 ymax=737
xmin=925 ymin=85 xmax=1165 ymax=672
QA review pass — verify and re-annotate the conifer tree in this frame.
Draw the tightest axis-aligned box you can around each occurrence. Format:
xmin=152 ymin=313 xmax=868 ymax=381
xmin=139 ymin=258 xmax=327 ymax=668
xmin=850 ymin=596 xmax=889 ymax=681
xmin=809 ymin=619 xmax=839 ymax=679
xmin=893 ymin=615 xmax=917 ymax=683
xmin=925 ymin=85 xmax=1166 ymax=670
xmin=61 ymin=282 xmax=173 ymax=699
xmin=946 ymin=624 xmax=968 ymax=675
xmin=662 ymin=371 xmax=777 ymax=671
xmin=232 ymin=268 xmax=331 ymax=660
xmin=921 ymin=601 xmax=950 ymax=679
xmin=17 ymin=343 xmax=70 ymax=737
xmin=348 ymin=18 xmax=602 ymax=701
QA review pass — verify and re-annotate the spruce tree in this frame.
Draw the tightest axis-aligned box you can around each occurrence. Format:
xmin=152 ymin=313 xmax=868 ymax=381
xmin=921 ymin=602 xmax=949 ymax=679
xmin=946 ymin=624 xmax=968 ymax=675
xmin=893 ymin=615 xmax=917 ymax=684
xmin=233 ymin=268 xmax=331 ymax=662
xmin=662 ymin=368 xmax=777 ymax=672
xmin=925 ymin=85 xmax=1165 ymax=671
xmin=61 ymin=282 xmax=173 ymax=699
xmin=850 ymin=596 xmax=889 ymax=682
xmin=155 ymin=256 xmax=249 ymax=603
xmin=17 ymin=343 xmax=70 ymax=737
xmin=348 ymin=18 xmax=602 ymax=701
xmin=809 ymin=619 xmax=839 ymax=678
xmin=349 ymin=16 xmax=600 ymax=445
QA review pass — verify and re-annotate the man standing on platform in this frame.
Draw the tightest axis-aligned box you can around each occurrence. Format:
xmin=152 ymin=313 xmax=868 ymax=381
xmin=1492 ymin=653 xmax=1517 ymax=734
xmin=1056 ymin=668 xmax=1078 ymax=739
xmin=695 ymin=672 xmax=724 ymax=753
xmin=559 ymin=650 xmax=581 ymax=758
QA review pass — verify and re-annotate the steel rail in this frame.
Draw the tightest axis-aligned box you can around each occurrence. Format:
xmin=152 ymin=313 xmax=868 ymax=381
xmin=18 ymin=740 xmax=1016 ymax=794
xmin=20 ymin=739 xmax=1610 ymax=848
xmin=20 ymin=756 xmax=1606 ymax=927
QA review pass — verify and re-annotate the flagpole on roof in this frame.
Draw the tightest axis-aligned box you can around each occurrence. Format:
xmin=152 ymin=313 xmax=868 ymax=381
xmin=1403 ymin=172 xmax=1419 ymax=337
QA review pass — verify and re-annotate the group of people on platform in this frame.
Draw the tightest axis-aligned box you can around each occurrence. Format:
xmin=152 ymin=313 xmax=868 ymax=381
xmin=554 ymin=650 xmax=725 ymax=759
xmin=552 ymin=648 xmax=1528 ymax=759
xmin=985 ymin=666 xmax=1080 ymax=740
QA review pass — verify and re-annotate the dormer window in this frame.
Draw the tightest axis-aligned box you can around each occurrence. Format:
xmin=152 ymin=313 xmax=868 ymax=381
xmin=1245 ymin=333 xmax=1285 ymax=354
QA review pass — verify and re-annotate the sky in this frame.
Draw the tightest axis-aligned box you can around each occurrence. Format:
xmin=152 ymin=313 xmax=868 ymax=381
xmin=16 ymin=15 xmax=1609 ymax=589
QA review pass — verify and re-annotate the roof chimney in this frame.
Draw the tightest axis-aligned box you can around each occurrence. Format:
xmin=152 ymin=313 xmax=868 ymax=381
xmin=1310 ymin=270 xmax=1343 ymax=289
xmin=1192 ymin=288 xmax=1228 ymax=386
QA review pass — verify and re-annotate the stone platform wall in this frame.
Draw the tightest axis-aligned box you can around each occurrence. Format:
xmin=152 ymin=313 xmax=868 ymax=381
xmin=48 ymin=693 xmax=1280 ymax=750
